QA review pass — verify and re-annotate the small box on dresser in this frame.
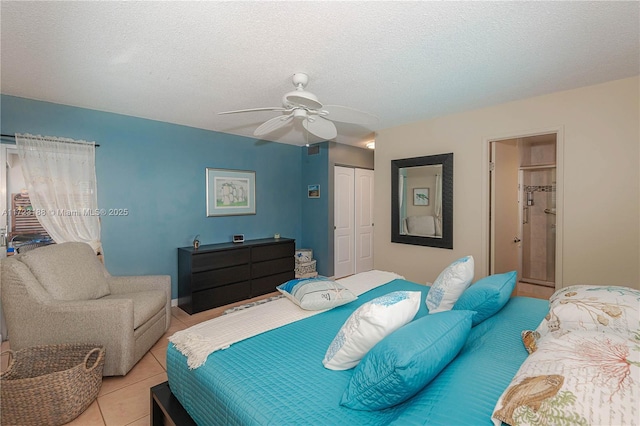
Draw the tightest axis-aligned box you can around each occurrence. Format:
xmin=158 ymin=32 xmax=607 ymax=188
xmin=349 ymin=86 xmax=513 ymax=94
xmin=178 ymin=238 xmax=295 ymax=314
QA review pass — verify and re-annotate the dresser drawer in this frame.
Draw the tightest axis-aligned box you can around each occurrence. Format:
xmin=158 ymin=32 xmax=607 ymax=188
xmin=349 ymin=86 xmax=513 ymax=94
xmin=191 ymin=248 xmax=250 ymax=272
xmin=252 ymin=257 xmax=294 ymax=279
xmin=252 ymin=271 xmax=295 ymax=297
xmin=192 ymin=264 xmax=250 ymax=291
xmin=252 ymin=241 xmax=294 ymax=262
xmin=192 ymin=281 xmax=251 ymax=312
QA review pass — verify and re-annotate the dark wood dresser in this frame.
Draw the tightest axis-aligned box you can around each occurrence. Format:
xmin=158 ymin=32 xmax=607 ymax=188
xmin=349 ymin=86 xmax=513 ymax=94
xmin=177 ymin=238 xmax=295 ymax=314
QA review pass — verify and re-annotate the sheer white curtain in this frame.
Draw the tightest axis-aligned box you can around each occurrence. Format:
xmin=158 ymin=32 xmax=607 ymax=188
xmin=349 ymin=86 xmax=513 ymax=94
xmin=15 ymin=134 xmax=102 ymax=254
xmin=434 ymin=173 xmax=442 ymax=237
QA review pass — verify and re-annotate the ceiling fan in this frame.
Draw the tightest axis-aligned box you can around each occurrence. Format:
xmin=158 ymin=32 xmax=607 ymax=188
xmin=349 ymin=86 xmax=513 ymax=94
xmin=218 ymin=73 xmax=378 ymax=141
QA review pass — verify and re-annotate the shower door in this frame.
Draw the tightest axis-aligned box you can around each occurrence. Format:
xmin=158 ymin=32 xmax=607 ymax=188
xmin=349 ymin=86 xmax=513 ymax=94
xmin=520 ymin=167 xmax=556 ymax=286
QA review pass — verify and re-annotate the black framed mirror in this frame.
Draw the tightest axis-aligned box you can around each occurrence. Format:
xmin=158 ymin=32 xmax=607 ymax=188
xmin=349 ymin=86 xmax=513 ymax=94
xmin=391 ymin=153 xmax=453 ymax=249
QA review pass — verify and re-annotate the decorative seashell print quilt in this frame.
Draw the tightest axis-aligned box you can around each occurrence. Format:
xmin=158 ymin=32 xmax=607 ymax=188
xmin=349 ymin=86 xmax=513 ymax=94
xmin=538 ymin=285 xmax=640 ymax=339
xmin=493 ymin=330 xmax=639 ymax=425
xmin=494 ymin=285 xmax=640 ymax=426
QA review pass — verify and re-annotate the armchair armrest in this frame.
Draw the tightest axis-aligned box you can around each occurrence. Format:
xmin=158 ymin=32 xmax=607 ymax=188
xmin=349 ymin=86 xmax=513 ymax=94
xmin=107 ymin=275 xmax=170 ymax=294
xmin=107 ymin=275 xmax=171 ymax=331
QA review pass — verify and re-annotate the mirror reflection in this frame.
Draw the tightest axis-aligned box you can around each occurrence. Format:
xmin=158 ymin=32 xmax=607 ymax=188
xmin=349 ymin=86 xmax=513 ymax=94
xmin=399 ymin=164 xmax=443 ymax=238
xmin=391 ymin=153 xmax=453 ymax=249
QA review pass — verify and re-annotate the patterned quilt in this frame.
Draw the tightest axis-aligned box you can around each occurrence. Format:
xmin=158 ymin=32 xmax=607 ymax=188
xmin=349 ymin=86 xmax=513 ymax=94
xmin=492 ymin=285 xmax=640 ymax=426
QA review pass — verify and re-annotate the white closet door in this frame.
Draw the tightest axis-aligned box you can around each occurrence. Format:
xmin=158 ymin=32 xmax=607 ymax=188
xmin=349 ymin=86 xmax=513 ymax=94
xmin=355 ymin=168 xmax=374 ymax=273
xmin=334 ymin=166 xmax=355 ymax=279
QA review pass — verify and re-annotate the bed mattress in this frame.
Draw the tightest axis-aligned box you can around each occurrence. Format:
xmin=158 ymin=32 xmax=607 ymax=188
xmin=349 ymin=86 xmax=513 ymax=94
xmin=167 ymin=278 xmax=548 ymax=425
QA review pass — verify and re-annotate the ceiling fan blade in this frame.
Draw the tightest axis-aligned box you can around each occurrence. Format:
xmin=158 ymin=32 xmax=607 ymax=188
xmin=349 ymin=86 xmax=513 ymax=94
xmin=302 ymin=116 xmax=337 ymax=140
xmin=321 ymin=105 xmax=379 ymax=128
xmin=218 ymin=107 xmax=289 ymax=115
xmin=254 ymin=114 xmax=294 ymax=136
xmin=284 ymin=92 xmax=323 ymax=110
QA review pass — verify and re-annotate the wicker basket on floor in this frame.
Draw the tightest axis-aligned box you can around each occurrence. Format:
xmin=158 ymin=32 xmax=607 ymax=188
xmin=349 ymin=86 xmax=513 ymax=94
xmin=1 ymin=343 xmax=105 ymax=426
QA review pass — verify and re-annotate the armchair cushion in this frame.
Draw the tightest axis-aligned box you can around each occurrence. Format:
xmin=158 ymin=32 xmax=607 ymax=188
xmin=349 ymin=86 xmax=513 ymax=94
xmin=19 ymin=242 xmax=110 ymax=301
xmin=101 ymin=290 xmax=166 ymax=329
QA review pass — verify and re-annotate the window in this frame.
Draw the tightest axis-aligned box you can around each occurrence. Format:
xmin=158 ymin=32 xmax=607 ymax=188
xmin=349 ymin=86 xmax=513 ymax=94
xmin=10 ymin=192 xmax=50 ymax=240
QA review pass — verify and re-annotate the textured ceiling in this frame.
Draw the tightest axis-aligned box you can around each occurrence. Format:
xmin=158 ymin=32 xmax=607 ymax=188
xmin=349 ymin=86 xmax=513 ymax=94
xmin=1 ymin=1 xmax=638 ymax=148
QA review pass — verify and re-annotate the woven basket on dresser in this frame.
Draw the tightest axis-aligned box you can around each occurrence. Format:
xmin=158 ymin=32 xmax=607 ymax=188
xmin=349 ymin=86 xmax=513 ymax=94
xmin=1 ymin=343 xmax=105 ymax=426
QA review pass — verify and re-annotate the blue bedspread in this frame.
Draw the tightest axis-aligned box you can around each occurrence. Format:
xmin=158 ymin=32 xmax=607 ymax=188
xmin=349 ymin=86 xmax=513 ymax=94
xmin=167 ymin=279 xmax=549 ymax=425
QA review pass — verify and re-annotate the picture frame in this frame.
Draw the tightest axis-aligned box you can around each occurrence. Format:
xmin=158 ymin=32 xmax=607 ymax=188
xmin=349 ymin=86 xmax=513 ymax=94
xmin=413 ymin=187 xmax=430 ymax=206
xmin=206 ymin=168 xmax=256 ymax=216
xmin=308 ymin=184 xmax=320 ymax=198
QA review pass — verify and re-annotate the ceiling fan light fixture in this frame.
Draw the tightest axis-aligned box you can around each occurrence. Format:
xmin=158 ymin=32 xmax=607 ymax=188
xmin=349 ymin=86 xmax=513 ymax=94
xmin=293 ymin=109 xmax=307 ymax=119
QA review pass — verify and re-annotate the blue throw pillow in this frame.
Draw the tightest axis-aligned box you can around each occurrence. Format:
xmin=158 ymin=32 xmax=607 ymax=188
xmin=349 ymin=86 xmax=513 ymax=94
xmin=453 ymin=270 xmax=516 ymax=326
xmin=276 ymin=278 xmax=357 ymax=310
xmin=340 ymin=310 xmax=474 ymax=411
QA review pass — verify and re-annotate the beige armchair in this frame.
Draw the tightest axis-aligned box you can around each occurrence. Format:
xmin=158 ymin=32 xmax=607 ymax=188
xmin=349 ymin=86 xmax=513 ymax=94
xmin=404 ymin=215 xmax=437 ymax=237
xmin=0 ymin=242 xmax=171 ymax=376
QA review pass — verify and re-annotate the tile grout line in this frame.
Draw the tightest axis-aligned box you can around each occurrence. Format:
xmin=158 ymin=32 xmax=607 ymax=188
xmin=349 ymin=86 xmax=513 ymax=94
xmin=99 ymin=372 xmax=168 ymax=426
xmin=98 ymin=356 xmax=165 ymax=397
xmin=96 ymin=398 xmax=107 ymax=426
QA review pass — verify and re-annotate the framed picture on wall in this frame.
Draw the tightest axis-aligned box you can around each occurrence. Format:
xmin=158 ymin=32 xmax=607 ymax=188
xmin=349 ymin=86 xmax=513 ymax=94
xmin=206 ymin=168 xmax=256 ymax=216
xmin=413 ymin=188 xmax=429 ymax=206
xmin=308 ymin=184 xmax=320 ymax=198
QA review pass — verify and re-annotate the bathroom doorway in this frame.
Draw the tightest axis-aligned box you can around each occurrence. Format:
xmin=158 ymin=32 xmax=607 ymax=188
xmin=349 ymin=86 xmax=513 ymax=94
xmin=489 ymin=133 xmax=560 ymax=298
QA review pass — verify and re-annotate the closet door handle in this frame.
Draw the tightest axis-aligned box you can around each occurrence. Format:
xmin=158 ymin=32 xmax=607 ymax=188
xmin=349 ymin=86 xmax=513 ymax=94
xmin=513 ymin=237 xmax=521 ymax=243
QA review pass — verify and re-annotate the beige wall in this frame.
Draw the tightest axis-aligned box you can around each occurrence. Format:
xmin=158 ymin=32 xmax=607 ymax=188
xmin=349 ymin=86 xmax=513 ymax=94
xmin=374 ymin=76 xmax=639 ymax=289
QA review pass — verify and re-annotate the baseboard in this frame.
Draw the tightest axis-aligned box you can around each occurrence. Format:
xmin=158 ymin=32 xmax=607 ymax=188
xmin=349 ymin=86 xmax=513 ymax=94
xmin=171 ymin=298 xmax=178 ymax=307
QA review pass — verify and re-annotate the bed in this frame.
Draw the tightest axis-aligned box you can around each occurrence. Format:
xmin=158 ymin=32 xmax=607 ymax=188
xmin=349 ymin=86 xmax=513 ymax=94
xmin=157 ymin=270 xmax=639 ymax=425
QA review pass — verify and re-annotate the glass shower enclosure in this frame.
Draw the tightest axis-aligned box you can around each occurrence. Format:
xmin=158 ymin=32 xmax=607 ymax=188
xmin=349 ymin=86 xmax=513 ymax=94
xmin=520 ymin=166 xmax=556 ymax=286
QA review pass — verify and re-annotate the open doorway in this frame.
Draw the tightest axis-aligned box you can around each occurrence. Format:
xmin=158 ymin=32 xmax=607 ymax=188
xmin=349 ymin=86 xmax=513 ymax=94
xmin=489 ymin=133 xmax=560 ymax=299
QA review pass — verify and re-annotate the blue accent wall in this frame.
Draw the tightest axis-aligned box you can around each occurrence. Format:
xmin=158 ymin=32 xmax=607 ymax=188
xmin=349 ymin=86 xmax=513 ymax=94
xmin=299 ymin=143 xmax=329 ymax=276
xmin=1 ymin=95 xmax=304 ymax=298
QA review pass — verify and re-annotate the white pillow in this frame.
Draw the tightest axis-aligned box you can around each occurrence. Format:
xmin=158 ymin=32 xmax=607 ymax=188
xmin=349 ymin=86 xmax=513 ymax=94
xmin=323 ymin=291 xmax=421 ymax=371
xmin=426 ymin=255 xmax=474 ymax=314
xmin=276 ymin=278 xmax=357 ymax=310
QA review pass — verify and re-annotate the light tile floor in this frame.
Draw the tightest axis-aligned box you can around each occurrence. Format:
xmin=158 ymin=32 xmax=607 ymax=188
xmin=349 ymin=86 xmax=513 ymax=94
xmin=0 ymin=291 xmax=280 ymax=426
xmin=0 ymin=286 xmax=551 ymax=425
xmin=515 ymin=281 xmax=555 ymax=299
